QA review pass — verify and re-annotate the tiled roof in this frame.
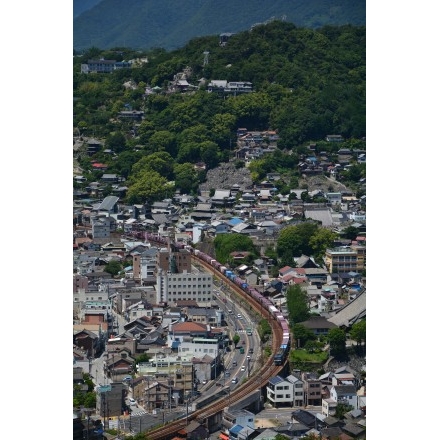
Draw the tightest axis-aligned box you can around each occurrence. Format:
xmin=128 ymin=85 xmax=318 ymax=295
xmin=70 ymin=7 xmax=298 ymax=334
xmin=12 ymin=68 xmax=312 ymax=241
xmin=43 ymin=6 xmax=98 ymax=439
xmin=172 ymin=321 xmax=207 ymax=332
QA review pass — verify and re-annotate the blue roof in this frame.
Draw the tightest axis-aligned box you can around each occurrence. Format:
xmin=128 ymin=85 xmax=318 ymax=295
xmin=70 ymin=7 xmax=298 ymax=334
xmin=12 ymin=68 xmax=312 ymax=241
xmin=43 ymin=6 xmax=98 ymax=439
xmin=228 ymin=217 xmax=243 ymax=226
xmin=268 ymin=375 xmax=285 ymax=385
xmin=230 ymin=425 xmax=244 ymax=435
xmin=171 ymin=341 xmax=180 ymax=348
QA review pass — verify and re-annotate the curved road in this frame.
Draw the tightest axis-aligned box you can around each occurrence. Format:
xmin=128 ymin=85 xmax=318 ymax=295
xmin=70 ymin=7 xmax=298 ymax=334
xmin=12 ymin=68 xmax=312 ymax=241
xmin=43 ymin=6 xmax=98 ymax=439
xmin=144 ymin=254 xmax=287 ymax=439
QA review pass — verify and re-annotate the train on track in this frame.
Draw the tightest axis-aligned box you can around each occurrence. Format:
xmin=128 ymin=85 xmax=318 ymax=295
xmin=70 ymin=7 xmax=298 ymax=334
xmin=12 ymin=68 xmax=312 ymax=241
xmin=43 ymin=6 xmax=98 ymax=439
xmin=128 ymin=231 xmax=291 ymax=366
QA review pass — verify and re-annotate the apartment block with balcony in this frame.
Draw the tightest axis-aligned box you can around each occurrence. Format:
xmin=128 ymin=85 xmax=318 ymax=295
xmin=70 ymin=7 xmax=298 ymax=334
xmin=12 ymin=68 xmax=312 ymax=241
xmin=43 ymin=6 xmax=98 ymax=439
xmin=324 ymin=245 xmax=365 ymax=273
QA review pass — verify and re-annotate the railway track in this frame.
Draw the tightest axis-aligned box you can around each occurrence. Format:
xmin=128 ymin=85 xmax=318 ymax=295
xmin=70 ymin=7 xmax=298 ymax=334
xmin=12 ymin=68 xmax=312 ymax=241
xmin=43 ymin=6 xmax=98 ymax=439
xmin=143 ymin=254 xmax=287 ymax=440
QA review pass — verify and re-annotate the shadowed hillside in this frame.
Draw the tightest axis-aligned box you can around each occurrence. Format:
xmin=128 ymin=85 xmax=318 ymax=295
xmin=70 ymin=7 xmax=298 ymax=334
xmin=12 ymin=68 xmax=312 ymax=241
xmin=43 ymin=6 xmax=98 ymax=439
xmin=73 ymin=0 xmax=365 ymax=51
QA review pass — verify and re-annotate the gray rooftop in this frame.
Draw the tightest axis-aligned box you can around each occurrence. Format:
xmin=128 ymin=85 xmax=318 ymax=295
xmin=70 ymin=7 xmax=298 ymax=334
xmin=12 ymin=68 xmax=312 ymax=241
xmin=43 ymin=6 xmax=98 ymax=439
xmin=98 ymin=196 xmax=119 ymax=211
xmin=328 ymin=290 xmax=366 ymax=327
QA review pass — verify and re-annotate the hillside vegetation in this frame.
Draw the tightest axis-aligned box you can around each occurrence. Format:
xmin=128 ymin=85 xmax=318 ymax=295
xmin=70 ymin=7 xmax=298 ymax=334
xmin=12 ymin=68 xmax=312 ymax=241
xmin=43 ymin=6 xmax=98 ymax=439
xmin=73 ymin=21 xmax=365 ymax=203
xmin=73 ymin=0 xmax=365 ymax=51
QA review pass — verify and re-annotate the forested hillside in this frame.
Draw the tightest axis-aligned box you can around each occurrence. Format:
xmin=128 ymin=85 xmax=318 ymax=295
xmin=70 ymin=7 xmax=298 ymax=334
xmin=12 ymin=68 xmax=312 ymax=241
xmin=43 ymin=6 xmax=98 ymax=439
xmin=73 ymin=0 xmax=365 ymax=51
xmin=73 ymin=21 xmax=365 ymax=203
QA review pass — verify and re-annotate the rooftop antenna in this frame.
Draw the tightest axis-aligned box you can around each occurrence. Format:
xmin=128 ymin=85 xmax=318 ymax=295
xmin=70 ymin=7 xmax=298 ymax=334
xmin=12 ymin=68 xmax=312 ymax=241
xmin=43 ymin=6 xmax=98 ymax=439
xmin=203 ymin=51 xmax=209 ymax=66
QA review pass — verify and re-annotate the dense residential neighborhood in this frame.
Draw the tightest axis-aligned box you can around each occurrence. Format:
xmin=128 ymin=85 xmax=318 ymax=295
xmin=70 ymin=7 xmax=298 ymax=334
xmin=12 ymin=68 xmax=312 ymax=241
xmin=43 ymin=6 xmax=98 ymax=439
xmin=74 ymin=127 xmax=366 ymax=440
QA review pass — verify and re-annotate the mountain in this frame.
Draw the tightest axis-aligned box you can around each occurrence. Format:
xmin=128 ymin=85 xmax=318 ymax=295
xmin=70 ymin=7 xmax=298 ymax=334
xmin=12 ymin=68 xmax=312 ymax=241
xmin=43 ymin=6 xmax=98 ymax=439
xmin=73 ymin=0 xmax=365 ymax=51
xmin=73 ymin=0 xmax=103 ymax=19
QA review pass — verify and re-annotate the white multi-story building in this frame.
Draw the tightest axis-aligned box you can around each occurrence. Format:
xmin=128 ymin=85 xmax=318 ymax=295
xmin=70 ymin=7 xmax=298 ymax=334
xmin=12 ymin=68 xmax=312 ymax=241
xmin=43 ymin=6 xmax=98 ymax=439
xmin=132 ymin=247 xmax=158 ymax=282
xmin=156 ymin=269 xmax=213 ymax=304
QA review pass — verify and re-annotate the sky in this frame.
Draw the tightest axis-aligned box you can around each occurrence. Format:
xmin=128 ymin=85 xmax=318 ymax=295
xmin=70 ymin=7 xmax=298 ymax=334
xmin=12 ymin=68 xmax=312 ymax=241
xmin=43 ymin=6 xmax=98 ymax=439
xmin=2 ymin=1 xmax=437 ymax=438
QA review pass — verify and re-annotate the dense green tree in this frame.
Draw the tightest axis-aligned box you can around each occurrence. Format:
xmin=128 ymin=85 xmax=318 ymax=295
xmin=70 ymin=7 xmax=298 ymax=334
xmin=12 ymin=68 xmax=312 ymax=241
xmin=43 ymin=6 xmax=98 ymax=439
xmin=173 ymin=162 xmax=199 ymax=194
xmin=131 ymin=152 xmax=174 ymax=180
xmin=335 ymin=402 xmax=354 ymax=419
xmin=258 ymin=319 xmax=272 ymax=343
xmin=327 ymin=327 xmax=347 ymax=359
xmin=210 ymin=113 xmax=237 ymax=147
xmin=107 ymin=150 xmax=143 ymax=179
xmin=147 ymin=130 xmax=177 ymax=156
xmin=309 ymin=228 xmax=338 ymax=263
xmin=199 ymin=141 xmax=221 ymax=169
xmin=213 ymin=233 xmax=258 ymax=264
xmin=126 ymin=169 xmax=172 ymax=204
xmin=104 ymin=260 xmax=123 ymax=277
xmin=135 ymin=353 xmax=150 ymax=365
xmin=233 ymin=333 xmax=240 ymax=347
xmin=286 ymin=284 xmax=310 ymax=325
xmin=304 ymin=340 xmax=322 ymax=353
xmin=350 ymin=320 xmax=366 ymax=346
xmin=293 ymin=323 xmax=316 ymax=347
xmin=276 ymin=222 xmax=319 ymax=265
xmin=340 ymin=163 xmax=366 ymax=184
xmin=226 ymin=91 xmax=273 ymax=129
xmin=340 ymin=225 xmax=361 ymax=240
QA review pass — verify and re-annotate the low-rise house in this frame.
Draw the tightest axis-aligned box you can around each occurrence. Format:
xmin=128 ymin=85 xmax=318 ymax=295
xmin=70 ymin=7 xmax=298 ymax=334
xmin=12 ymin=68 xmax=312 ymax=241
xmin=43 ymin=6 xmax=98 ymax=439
xmin=319 ymin=427 xmax=348 ymax=439
xmin=278 ymin=266 xmax=295 ymax=278
xmin=303 ymin=267 xmax=329 ymax=287
xmin=105 ymin=352 xmax=135 ymax=380
xmin=330 ymin=385 xmax=358 ymax=410
xmin=322 ymin=398 xmax=338 ymax=417
xmin=107 ymin=336 xmax=136 ymax=357
xmin=212 ymin=189 xmax=234 ymax=206
xmin=295 ymin=255 xmax=320 ymax=269
xmin=301 ymin=372 xmax=322 ymax=406
xmin=73 ymin=328 xmax=103 ymax=358
xmin=297 ymin=316 xmax=337 ymax=337
xmin=181 ymin=420 xmax=210 ymax=440
xmin=325 ymin=135 xmax=344 ymax=142
xmin=291 ymin=409 xmax=320 ymax=429
xmin=186 ymin=307 xmax=222 ymax=326
xmin=266 ymin=376 xmax=294 ymax=408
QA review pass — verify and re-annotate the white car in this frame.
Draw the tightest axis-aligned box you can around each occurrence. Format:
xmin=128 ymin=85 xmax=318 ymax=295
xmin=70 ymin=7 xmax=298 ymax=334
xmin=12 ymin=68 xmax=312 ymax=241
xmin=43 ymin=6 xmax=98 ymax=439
xmin=237 ymin=314 xmax=242 ymax=319
xmin=240 ymin=366 xmax=246 ymax=371
xmin=231 ymin=378 xmax=238 ymax=384
xmin=128 ymin=398 xmax=136 ymax=406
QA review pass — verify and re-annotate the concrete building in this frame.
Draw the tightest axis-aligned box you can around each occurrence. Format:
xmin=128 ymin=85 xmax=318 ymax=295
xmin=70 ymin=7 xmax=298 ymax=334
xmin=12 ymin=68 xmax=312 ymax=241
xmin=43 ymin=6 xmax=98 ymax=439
xmin=156 ymin=269 xmax=213 ymax=305
xmin=324 ymin=246 xmax=361 ymax=273
xmin=156 ymin=248 xmax=192 ymax=274
xmin=96 ymin=382 xmax=125 ymax=418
